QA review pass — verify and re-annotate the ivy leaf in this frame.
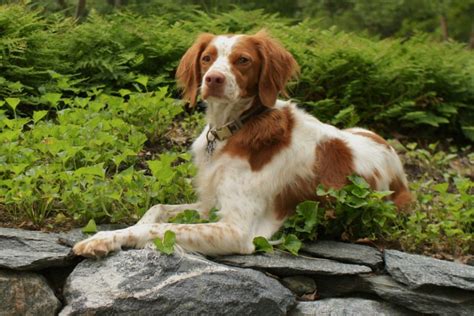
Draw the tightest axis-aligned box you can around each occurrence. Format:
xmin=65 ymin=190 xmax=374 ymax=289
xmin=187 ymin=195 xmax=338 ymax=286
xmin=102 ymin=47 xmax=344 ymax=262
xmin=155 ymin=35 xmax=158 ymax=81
xmin=42 ymin=93 xmax=62 ymax=107
xmin=154 ymin=230 xmax=176 ymax=255
xmin=5 ymin=98 xmax=20 ymax=111
xmin=349 ymin=175 xmax=370 ymax=189
xmin=253 ymin=236 xmax=274 ymax=253
xmin=135 ymin=75 xmax=149 ymax=88
xmin=82 ymin=219 xmax=97 ymax=234
xmin=281 ymin=234 xmax=302 ymax=255
xmin=147 ymin=159 xmax=176 ymax=184
xmin=75 ymin=163 xmax=105 ymax=179
xmin=33 ymin=110 xmax=48 ymax=123
xmin=296 ymin=201 xmax=319 ymax=233
xmin=208 ymin=208 xmax=220 ymax=223
xmin=168 ymin=209 xmax=203 ymax=224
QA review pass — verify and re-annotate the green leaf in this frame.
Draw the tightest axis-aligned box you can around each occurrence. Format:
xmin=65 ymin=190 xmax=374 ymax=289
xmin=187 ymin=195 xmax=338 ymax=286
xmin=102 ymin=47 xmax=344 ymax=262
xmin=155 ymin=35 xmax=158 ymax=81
xmin=82 ymin=219 xmax=97 ymax=234
xmin=42 ymin=93 xmax=62 ymax=107
xmin=281 ymin=234 xmax=302 ymax=255
xmin=349 ymin=174 xmax=370 ymax=189
xmin=75 ymin=163 xmax=105 ymax=179
xmin=168 ymin=209 xmax=203 ymax=224
xmin=33 ymin=110 xmax=48 ymax=123
xmin=5 ymin=98 xmax=20 ymax=111
xmin=154 ymin=230 xmax=176 ymax=255
xmin=253 ymin=236 xmax=274 ymax=253
xmin=118 ymin=89 xmax=132 ymax=97
xmin=11 ymin=163 xmax=29 ymax=175
xmin=296 ymin=201 xmax=319 ymax=233
xmin=135 ymin=75 xmax=149 ymax=88
xmin=208 ymin=208 xmax=220 ymax=222
xmin=433 ymin=183 xmax=449 ymax=193
xmin=147 ymin=159 xmax=176 ymax=184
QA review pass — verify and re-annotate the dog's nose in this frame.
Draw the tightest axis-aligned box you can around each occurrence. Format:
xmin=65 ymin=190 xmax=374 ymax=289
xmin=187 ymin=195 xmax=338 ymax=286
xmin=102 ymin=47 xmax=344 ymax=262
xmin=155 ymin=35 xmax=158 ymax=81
xmin=205 ymin=72 xmax=226 ymax=87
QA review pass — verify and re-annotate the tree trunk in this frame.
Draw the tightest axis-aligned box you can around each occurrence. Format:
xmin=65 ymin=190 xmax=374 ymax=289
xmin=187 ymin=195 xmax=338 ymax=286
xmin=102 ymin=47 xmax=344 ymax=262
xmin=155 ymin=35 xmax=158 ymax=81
xmin=439 ymin=14 xmax=449 ymax=41
xmin=469 ymin=24 xmax=474 ymax=50
xmin=75 ymin=0 xmax=87 ymax=19
xmin=57 ymin=0 xmax=67 ymax=10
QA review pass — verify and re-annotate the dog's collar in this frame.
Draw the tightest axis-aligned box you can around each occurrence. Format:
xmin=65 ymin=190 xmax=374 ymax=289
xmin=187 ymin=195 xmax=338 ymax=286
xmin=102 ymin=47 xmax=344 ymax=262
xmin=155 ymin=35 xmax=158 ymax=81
xmin=206 ymin=104 xmax=270 ymax=155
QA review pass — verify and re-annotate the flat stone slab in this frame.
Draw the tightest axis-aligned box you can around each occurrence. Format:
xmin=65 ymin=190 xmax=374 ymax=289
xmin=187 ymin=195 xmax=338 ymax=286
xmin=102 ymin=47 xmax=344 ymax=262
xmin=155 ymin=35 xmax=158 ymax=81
xmin=0 ymin=269 xmax=61 ymax=315
xmin=60 ymin=249 xmax=295 ymax=315
xmin=385 ymin=249 xmax=474 ymax=291
xmin=364 ymin=275 xmax=474 ymax=316
xmin=290 ymin=298 xmax=410 ymax=316
xmin=0 ymin=228 xmax=75 ymax=271
xmin=215 ymin=251 xmax=372 ymax=276
xmin=302 ymin=240 xmax=383 ymax=269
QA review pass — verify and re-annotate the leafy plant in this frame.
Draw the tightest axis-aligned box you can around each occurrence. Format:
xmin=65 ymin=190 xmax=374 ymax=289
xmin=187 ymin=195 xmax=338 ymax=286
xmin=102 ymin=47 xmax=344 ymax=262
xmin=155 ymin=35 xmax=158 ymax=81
xmin=255 ymin=175 xmax=398 ymax=255
xmin=154 ymin=230 xmax=176 ymax=255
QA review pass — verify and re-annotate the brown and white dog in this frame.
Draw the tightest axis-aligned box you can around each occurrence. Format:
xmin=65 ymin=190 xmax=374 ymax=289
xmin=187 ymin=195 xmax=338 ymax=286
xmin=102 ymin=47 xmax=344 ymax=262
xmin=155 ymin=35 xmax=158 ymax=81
xmin=73 ymin=31 xmax=411 ymax=257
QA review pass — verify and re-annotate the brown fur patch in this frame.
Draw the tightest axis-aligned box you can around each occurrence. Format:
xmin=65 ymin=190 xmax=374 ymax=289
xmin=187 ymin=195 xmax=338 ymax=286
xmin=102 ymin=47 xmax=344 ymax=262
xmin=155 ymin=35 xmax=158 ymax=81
xmin=228 ymin=38 xmax=262 ymax=99
xmin=244 ymin=31 xmax=299 ymax=107
xmin=347 ymin=130 xmax=391 ymax=148
xmin=273 ymin=138 xmax=355 ymax=220
xmin=389 ymin=177 xmax=412 ymax=210
xmin=274 ymin=175 xmax=319 ymax=220
xmin=176 ymin=33 xmax=215 ymax=106
xmin=315 ymin=138 xmax=354 ymax=189
xmin=223 ymin=107 xmax=294 ymax=171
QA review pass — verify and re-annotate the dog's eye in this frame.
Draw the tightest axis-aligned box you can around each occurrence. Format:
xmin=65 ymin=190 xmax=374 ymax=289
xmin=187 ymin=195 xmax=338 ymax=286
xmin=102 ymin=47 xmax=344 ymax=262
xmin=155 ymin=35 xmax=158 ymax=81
xmin=202 ymin=55 xmax=211 ymax=63
xmin=237 ymin=56 xmax=250 ymax=65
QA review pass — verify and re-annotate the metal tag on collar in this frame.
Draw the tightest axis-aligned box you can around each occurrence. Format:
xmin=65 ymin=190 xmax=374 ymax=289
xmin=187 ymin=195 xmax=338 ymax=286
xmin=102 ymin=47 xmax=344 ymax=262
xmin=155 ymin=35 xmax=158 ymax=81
xmin=213 ymin=126 xmax=233 ymax=141
xmin=206 ymin=128 xmax=217 ymax=156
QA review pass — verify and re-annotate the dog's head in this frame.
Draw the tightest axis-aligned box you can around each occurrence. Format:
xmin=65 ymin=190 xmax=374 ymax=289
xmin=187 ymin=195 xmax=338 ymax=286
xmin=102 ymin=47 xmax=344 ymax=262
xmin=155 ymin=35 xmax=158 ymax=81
xmin=176 ymin=30 xmax=299 ymax=108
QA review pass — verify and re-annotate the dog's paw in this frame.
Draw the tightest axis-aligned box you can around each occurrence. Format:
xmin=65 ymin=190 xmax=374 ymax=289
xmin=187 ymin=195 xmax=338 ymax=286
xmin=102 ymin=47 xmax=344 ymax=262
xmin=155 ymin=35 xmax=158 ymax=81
xmin=73 ymin=232 xmax=120 ymax=258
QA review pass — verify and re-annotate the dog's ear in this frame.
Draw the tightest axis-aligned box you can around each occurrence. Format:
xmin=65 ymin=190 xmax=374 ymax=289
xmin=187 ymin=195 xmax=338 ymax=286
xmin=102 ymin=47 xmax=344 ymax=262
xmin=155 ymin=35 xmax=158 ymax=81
xmin=254 ymin=30 xmax=299 ymax=108
xmin=176 ymin=33 xmax=215 ymax=106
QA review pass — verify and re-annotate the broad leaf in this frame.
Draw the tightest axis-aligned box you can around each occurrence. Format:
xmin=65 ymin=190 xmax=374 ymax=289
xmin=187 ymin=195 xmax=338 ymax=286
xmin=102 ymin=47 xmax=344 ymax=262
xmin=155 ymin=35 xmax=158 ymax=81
xmin=253 ymin=236 xmax=274 ymax=253
xmin=82 ymin=219 xmax=98 ymax=234
xmin=154 ymin=230 xmax=176 ymax=255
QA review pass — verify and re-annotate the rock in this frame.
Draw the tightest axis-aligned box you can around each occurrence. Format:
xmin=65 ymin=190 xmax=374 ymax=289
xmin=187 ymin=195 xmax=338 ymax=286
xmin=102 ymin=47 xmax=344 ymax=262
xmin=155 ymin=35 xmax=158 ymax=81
xmin=0 ymin=269 xmax=61 ymax=316
xmin=311 ymin=274 xmax=474 ymax=315
xmin=364 ymin=275 xmax=474 ymax=316
xmin=385 ymin=249 xmax=474 ymax=291
xmin=290 ymin=298 xmax=411 ymax=316
xmin=302 ymin=241 xmax=383 ymax=269
xmin=215 ymin=251 xmax=372 ymax=276
xmin=281 ymin=276 xmax=317 ymax=297
xmin=0 ymin=227 xmax=75 ymax=271
xmin=60 ymin=249 xmax=295 ymax=315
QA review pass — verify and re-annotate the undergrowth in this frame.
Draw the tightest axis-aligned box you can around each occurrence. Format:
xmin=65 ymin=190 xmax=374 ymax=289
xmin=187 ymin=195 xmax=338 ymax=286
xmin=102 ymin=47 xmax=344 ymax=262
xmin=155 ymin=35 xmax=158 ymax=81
xmin=0 ymin=3 xmax=473 ymax=260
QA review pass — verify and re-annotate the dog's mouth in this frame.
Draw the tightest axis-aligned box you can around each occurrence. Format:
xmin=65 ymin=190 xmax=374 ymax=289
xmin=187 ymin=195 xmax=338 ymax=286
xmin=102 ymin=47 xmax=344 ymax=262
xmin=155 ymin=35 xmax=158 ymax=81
xmin=201 ymin=86 xmax=226 ymax=100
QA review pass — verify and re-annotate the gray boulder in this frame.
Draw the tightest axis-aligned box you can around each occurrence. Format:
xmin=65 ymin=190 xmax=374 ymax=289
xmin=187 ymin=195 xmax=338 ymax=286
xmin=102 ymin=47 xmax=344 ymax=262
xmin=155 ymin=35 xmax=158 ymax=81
xmin=215 ymin=251 xmax=371 ymax=276
xmin=0 ymin=227 xmax=75 ymax=271
xmin=385 ymin=249 xmax=474 ymax=291
xmin=302 ymin=241 xmax=383 ymax=269
xmin=0 ymin=269 xmax=61 ymax=316
xmin=60 ymin=249 xmax=295 ymax=315
xmin=290 ymin=298 xmax=411 ymax=316
xmin=365 ymin=275 xmax=474 ymax=316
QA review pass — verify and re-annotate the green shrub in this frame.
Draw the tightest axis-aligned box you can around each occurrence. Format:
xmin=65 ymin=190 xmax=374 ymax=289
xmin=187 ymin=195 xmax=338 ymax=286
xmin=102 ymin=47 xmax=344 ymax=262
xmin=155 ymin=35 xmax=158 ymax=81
xmin=1 ymin=4 xmax=473 ymax=141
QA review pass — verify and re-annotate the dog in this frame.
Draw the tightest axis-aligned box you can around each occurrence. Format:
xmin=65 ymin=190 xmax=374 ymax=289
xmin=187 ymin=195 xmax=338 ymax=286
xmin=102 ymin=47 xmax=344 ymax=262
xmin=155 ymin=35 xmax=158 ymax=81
xmin=73 ymin=31 xmax=411 ymax=258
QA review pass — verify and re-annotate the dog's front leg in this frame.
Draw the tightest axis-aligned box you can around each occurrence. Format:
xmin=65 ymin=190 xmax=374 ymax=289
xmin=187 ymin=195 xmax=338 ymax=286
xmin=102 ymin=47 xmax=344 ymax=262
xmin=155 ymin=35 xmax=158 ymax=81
xmin=73 ymin=222 xmax=254 ymax=257
xmin=136 ymin=202 xmax=205 ymax=224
